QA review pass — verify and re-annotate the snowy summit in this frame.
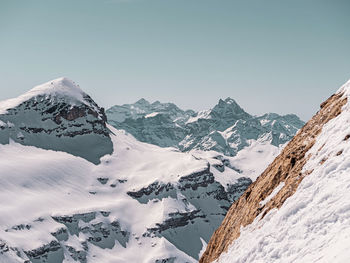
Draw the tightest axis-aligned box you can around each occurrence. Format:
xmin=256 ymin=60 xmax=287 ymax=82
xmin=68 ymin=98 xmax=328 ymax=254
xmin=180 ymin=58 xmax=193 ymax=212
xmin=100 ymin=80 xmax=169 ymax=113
xmin=0 ymin=77 xmax=87 ymax=115
xmin=0 ymin=77 xmax=113 ymax=164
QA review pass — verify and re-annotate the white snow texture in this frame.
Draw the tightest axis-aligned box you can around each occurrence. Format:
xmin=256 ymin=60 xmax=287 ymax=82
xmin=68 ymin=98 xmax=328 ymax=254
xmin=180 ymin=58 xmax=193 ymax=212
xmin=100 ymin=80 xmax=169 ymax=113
xmin=215 ymin=80 xmax=350 ymax=263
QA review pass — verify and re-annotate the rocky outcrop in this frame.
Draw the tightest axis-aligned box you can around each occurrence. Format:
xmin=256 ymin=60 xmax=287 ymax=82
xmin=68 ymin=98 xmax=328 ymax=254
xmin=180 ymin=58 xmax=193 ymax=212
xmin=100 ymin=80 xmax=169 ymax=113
xmin=200 ymin=92 xmax=347 ymax=263
xmin=127 ymin=161 xmax=255 ymax=260
xmin=127 ymin=182 xmax=176 ymax=203
xmin=147 ymin=210 xmax=206 ymax=234
xmin=24 ymin=240 xmax=63 ymax=263
xmin=3 ymin=211 xmax=130 ymax=263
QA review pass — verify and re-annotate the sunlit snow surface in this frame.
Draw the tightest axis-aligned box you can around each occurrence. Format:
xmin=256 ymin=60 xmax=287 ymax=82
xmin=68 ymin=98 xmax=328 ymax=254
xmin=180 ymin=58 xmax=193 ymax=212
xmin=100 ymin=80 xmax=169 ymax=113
xmin=0 ymin=122 xmax=281 ymax=263
xmin=0 ymin=78 xmax=87 ymax=115
xmin=215 ymin=80 xmax=350 ymax=263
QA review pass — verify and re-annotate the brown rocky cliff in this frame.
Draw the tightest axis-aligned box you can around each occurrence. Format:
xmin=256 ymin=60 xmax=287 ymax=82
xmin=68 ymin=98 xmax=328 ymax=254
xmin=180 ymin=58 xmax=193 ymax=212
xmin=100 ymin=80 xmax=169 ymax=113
xmin=199 ymin=92 xmax=347 ymax=263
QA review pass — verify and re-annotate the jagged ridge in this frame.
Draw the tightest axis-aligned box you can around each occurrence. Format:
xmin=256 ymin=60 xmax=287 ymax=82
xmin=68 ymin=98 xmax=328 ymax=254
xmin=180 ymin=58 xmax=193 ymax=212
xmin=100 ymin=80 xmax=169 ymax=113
xmin=106 ymin=97 xmax=304 ymax=156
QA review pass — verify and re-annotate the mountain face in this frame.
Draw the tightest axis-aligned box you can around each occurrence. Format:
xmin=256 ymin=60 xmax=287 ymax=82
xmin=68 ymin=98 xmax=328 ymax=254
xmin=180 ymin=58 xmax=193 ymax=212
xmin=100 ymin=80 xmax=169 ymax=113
xmin=106 ymin=97 xmax=304 ymax=156
xmin=200 ymin=80 xmax=350 ymax=263
xmin=0 ymin=77 xmax=113 ymax=164
xmin=106 ymin=99 xmax=194 ymax=148
xmin=0 ymin=78 xmax=281 ymax=263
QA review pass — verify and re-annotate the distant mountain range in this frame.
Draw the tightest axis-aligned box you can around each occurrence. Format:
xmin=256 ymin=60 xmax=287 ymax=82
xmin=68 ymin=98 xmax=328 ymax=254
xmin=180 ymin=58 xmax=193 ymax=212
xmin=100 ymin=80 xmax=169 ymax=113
xmin=106 ymin=98 xmax=304 ymax=156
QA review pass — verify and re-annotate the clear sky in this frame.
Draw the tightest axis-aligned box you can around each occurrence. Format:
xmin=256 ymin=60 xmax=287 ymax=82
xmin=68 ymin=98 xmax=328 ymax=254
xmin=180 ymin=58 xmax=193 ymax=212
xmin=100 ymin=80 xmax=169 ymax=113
xmin=1 ymin=0 xmax=349 ymax=121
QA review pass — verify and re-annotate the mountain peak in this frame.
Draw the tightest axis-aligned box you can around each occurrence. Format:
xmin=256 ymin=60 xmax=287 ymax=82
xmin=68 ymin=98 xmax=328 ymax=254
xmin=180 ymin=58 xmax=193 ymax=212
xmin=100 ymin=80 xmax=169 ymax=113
xmin=0 ymin=77 xmax=87 ymax=114
xmin=29 ymin=77 xmax=84 ymax=100
xmin=135 ymin=98 xmax=150 ymax=105
xmin=0 ymin=78 xmax=112 ymax=164
xmin=216 ymin=97 xmax=243 ymax=109
xmin=212 ymin=97 xmax=250 ymax=120
xmin=223 ymin=97 xmax=238 ymax=105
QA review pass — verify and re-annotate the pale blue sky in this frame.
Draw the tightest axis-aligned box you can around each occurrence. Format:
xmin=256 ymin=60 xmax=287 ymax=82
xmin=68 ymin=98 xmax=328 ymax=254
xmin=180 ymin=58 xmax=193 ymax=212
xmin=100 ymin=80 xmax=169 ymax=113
xmin=1 ymin=0 xmax=349 ymax=120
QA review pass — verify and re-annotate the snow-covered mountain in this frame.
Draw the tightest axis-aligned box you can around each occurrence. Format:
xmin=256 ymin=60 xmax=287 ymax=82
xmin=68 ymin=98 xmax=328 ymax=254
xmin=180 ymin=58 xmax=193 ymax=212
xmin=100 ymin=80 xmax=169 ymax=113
xmin=0 ymin=78 xmax=282 ymax=263
xmin=0 ymin=77 xmax=113 ymax=164
xmin=106 ymin=98 xmax=304 ymax=156
xmin=200 ymin=80 xmax=350 ymax=263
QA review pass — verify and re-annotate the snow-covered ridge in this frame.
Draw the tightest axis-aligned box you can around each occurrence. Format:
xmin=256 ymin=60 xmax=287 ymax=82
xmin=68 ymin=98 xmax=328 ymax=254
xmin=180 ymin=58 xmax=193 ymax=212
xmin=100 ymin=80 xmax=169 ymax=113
xmin=200 ymin=79 xmax=350 ymax=263
xmin=0 ymin=77 xmax=87 ymax=115
xmin=336 ymin=78 xmax=350 ymax=95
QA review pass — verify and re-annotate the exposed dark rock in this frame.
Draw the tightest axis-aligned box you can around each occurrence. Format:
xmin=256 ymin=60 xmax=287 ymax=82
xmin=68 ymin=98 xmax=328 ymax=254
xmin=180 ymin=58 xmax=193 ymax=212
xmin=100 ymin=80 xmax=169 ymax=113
xmin=147 ymin=210 xmax=206 ymax=234
xmin=0 ymin=92 xmax=113 ymax=164
xmin=127 ymin=182 xmax=176 ymax=203
xmin=226 ymin=177 xmax=253 ymax=203
xmin=178 ymin=165 xmax=214 ymax=191
xmin=97 ymin=177 xmax=109 ymax=185
xmin=155 ymin=257 xmax=176 ymax=263
xmin=24 ymin=240 xmax=63 ymax=263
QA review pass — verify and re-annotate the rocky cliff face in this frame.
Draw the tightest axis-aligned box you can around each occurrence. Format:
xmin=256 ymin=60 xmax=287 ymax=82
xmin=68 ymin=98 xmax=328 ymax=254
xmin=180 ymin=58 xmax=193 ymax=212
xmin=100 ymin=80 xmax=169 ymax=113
xmin=200 ymin=83 xmax=349 ymax=263
xmin=0 ymin=77 xmax=113 ymax=164
xmin=106 ymin=98 xmax=304 ymax=156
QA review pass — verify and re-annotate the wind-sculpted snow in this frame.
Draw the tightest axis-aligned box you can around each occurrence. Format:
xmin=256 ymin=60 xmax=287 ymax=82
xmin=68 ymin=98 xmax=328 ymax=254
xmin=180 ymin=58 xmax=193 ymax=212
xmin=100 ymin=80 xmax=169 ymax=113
xmin=107 ymin=98 xmax=304 ymax=156
xmin=0 ymin=77 xmax=113 ymax=164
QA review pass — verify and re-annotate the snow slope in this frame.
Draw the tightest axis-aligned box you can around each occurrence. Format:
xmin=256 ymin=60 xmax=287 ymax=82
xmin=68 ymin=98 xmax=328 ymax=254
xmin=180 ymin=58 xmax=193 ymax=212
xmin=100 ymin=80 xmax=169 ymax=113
xmin=0 ymin=126 xmax=280 ymax=263
xmin=212 ymin=80 xmax=350 ymax=263
xmin=0 ymin=78 xmax=284 ymax=263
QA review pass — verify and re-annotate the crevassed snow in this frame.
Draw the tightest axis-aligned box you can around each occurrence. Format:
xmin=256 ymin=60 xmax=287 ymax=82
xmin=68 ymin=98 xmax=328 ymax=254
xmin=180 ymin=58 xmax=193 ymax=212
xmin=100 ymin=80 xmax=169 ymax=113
xmin=0 ymin=77 xmax=85 ymax=114
xmin=215 ymin=82 xmax=350 ymax=263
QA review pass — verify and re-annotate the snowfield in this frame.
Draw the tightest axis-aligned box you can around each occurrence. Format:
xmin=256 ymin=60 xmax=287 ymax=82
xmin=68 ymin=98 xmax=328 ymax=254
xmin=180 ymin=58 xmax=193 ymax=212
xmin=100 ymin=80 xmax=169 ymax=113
xmin=0 ymin=77 xmax=293 ymax=263
xmin=215 ymin=80 xmax=350 ymax=263
xmin=0 ymin=128 xmax=203 ymax=262
xmin=0 ymin=125 xmax=281 ymax=263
